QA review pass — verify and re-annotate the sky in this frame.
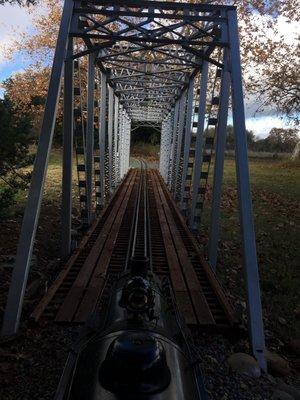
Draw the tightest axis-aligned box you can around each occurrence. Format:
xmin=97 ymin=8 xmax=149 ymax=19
xmin=0 ymin=3 xmax=298 ymax=138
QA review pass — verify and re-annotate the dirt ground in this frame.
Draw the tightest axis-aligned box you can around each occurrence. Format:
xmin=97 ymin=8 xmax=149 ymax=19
xmin=0 ymin=154 xmax=299 ymax=399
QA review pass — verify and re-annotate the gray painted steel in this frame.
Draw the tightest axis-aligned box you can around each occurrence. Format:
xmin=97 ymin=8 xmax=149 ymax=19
xmin=2 ymin=0 xmax=74 ymax=335
xmin=180 ymin=78 xmax=195 ymax=210
xmin=108 ymin=86 xmax=114 ymax=194
xmin=86 ymin=53 xmax=95 ymax=223
xmin=61 ymin=37 xmax=74 ymax=259
xmin=227 ymin=9 xmax=266 ymax=370
xmin=208 ymin=50 xmax=230 ymax=270
xmin=189 ymin=61 xmax=209 ymax=229
xmin=172 ymin=91 xmax=187 ymax=198
xmin=99 ymin=72 xmax=107 ymax=207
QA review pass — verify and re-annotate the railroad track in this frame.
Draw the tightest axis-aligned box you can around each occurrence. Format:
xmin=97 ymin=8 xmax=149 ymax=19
xmin=32 ymin=165 xmax=237 ymax=330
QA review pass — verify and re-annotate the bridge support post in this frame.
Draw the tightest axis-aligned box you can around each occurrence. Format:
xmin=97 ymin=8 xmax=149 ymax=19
xmin=86 ymin=53 xmax=95 ymax=224
xmin=168 ymin=101 xmax=180 ymax=190
xmin=228 ymin=9 xmax=266 ymax=370
xmin=189 ymin=61 xmax=209 ymax=229
xmin=164 ymin=115 xmax=172 ymax=182
xmin=61 ymin=37 xmax=74 ymax=259
xmin=113 ymin=95 xmax=119 ymax=188
xmin=99 ymin=72 xmax=107 ymax=207
xmin=126 ymin=115 xmax=131 ymax=173
xmin=208 ymin=51 xmax=230 ymax=271
xmin=108 ymin=85 xmax=114 ymax=194
xmin=180 ymin=77 xmax=195 ymax=211
xmin=159 ymin=113 xmax=172 ymax=182
xmin=1 ymin=0 xmax=74 ymax=336
xmin=173 ymin=90 xmax=187 ymax=198
xmin=118 ymin=106 xmax=124 ymax=179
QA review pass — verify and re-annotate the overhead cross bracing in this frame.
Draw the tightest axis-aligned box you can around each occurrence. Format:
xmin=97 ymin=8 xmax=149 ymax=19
xmin=2 ymin=0 xmax=267 ymax=373
xmin=71 ymin=0 xmax=231 ymax=122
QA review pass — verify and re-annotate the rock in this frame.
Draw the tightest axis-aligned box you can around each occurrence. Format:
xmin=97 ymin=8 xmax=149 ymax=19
xmin=265 ymin=350 xmax=291 ymax=377
xmin=277 ymin=381 xmax=300 ymax=400
xmin=278 ymin=317 xmax=287 ymax=325
xmin=26 ymin=279 xmax=41 ymax=299
xmin=272 ymin=390 xmax=294 ymax=400
xmin=293 ymin=358 xmax=300 ymax=371
xmin=0 ymin=362 xmax=14 ymax=374
xmin=288 ymin=339 xmax=300 ymax=356
xmin=227 ymin=353 xmax=261 ymax=378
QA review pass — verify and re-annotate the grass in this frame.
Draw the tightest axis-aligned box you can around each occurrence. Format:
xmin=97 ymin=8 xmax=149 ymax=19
xmin=201 ymin=157 xmax=300 ymax=340
xmin=131 ymin=142 xmax=160 ymax=161
xmin=1 ymin=150 xmax=299 ymax=342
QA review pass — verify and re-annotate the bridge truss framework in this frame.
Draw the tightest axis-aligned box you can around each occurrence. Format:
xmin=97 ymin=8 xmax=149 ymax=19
xmin=2 ymin=0 xmax=266 ymax=370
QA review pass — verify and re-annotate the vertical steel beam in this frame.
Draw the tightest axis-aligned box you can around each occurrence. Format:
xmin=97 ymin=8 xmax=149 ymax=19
xmin=99 ymin=72 xmax=107 ymax=207
xmin=1 ymin=0 xmax=74 ymax=336
xmin=180 ymin=77 xmax=195 ymax=209
xmin=159 ymin=121 xmax=165 ymax=175
xmin=126 ymin=116 xmax=131 ymax=172
xmin=208 ymin=49 xmax=230 ymax=270
xmin=118 ymin=106 xmax=124 ymax=179
xmin=173 ymin=91 xmax=187 ymax=198
xmin=61 ymin=37 xmax=74 ymax=259
xmin=189 ymin=61 xmax=209 ymax=229
xmin=107 ymin=85 xmax=114 ymax=194
xmin=228 ymin=9 xmax=266 ymax=370
xmin=164 ymin=114 xmax=173 ymax=183
xmin=113 ymin=96 xmax=119 ymax=185
xmin=119 ymin=111 xmax=122 ymax=179
xmin=86 ymin=52 xmax=95 ymax=224
xmin=168 ymin=101 xmax=179 ymax=189
xmin=159 ymin=118 xmax=169 ymax=179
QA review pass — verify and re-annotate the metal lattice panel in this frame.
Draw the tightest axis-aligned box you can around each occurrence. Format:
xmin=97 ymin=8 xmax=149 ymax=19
xmin=70 ymin=0 xmax=229 ymax=123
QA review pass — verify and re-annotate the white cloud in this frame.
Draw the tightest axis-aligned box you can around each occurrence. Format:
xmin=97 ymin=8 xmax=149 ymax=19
xmin=245 ymin=116 xmax=298 ymax=138
xmin=268 ymin=15 xmax=299 ymax=45
xmin=243 ymin=14 xmax=299 ymax=118
xmin=0 ymin=4 xmax=33 ymax=64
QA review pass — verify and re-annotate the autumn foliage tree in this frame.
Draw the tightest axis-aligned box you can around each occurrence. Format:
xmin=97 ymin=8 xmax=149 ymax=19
xmin=0 ymin=97 xmax=33 ymax=215
xmin=1 ymin=0 xmax=299 ymax=128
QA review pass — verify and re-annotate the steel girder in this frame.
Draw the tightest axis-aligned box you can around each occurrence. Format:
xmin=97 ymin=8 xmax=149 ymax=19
xmin=70 ymin=0 xmax=228 ymax=123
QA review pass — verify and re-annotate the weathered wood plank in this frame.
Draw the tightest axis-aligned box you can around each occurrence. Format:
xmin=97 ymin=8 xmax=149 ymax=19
xmin=150 ymin=170 xmax=197 ymax=325
xmin=153 ymin=171 xmax=215 ymax=326
xmin=30 ymin=171 xmax=132 ymax=322
xmin=74 ymin=171 xmax=138 ymax=322
xmin=155 ymin=170 xmax=237 ymax=325
xmin=55 ymin=170 xmax=137 ymax=322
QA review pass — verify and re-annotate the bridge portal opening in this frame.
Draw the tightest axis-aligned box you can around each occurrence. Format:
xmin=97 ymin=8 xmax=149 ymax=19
xmin=131 ymin=122 xmax=161 ymax=162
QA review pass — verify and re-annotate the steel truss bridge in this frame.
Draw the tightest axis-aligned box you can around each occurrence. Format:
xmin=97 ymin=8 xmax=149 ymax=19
xmin=2 ymin=0 xmax=266 ymax=370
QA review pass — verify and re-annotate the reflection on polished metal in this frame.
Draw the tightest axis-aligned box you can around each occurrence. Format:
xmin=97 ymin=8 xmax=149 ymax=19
xmin=2 ymin=0 xmax=266 ymax=372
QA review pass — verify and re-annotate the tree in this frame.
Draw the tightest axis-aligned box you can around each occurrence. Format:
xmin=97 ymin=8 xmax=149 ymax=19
xmin=200 ymin=0 xmax=300 ymax=124
xmin=0 ymin=96 xmax=33 ymax=215
xmin=3 ymin=68 xmax=50 ymax=136
xmin=226 ymin=125 xmax=255 ymax=150
xmin=2 ymin=0 xmax=299 ymax=126
xmin=0 ymin=0 xmax=36 ymax=5
xmin=265 ymin=128 xmax=299 ymax=153
xmin=291 ymin=141 xmax=300 ymax=160
xmin=0 ymin=97 xmax=33 ymax=178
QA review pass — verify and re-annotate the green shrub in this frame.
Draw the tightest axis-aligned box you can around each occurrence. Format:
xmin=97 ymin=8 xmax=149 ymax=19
xmin=0 ymin=187 xmax=17 ymax=217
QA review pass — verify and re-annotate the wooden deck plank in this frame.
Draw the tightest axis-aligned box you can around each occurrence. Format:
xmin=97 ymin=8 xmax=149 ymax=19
xmin=155 ymin=171 xmax=237 ymax=325
xmin=74 ymin=171 xmax=138 ymax=322
xmin=153 ymin=171 xmax=215 ymax=326
xmin=30 ymin=172 xmax=132 ymax=322
xmin=55 ymin=170 xmax=137 ymax=322
xmin=149 ymin=170 xmax=197 ymax=325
